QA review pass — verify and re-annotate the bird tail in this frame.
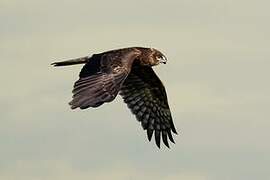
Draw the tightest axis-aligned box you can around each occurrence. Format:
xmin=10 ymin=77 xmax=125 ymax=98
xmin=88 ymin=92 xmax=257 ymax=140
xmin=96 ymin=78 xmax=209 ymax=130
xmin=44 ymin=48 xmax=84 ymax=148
xmin=51 ymin=56 xmax=89 ymax=67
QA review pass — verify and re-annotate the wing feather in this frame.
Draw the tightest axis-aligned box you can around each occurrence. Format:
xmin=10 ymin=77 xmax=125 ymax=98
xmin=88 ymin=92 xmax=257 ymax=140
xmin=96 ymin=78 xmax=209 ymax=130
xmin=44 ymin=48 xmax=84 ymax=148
xmin=70 ymin=49 xmax=141 ymax=109
xmin=120 ymin=66 xmax=177 ymax=148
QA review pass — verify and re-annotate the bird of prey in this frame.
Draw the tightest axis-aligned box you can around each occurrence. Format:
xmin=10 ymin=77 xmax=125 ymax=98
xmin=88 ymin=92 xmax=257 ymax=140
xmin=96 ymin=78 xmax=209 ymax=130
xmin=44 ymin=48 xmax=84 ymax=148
xmin=51 ymin=47 xmax=177 ymax=148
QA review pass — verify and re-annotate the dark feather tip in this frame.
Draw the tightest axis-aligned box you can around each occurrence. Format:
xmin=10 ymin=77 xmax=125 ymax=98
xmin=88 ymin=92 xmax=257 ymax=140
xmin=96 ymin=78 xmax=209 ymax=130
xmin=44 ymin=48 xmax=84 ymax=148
xmin=155 ymin=131 xmax=161 ymax=148
xmin=167 ymin=130 xmax=175 ymax=144
xmin=162 ymin=131 xmax=170 ymax=148
xmin=147 ymin=129 xmax=153 ymax=141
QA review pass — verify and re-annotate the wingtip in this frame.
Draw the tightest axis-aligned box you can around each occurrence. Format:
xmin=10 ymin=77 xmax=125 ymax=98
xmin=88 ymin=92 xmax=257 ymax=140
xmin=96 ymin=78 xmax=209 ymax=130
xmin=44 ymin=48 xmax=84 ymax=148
xmin=147 ymin=129 xmax=154 ymax=142
xmin=172 ymin=127 xmax=178 ymax=135
xmin=167 ymin=130 xmax=175 ymax=144
xmin=154 ymin=131 xmax=161 ymax=148
xmin=162 ymin=131 xmax=170 ymax=148
xmin=164 ymin=143 xmax=170 ymax=148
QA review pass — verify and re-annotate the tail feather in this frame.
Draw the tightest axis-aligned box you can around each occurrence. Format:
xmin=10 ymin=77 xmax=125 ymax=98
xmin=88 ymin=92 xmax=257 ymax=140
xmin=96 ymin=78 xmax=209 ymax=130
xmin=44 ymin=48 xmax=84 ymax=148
xmin=51 ymin=56 xmax=89 ymax=67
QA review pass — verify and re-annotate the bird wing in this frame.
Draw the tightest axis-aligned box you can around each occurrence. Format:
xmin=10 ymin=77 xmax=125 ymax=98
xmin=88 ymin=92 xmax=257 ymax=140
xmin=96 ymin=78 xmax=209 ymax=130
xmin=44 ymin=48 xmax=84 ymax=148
xmin=119 ymin=66 xmax=177 ymax=148
xmin=70 ymin=49 xmax=141 ymax=109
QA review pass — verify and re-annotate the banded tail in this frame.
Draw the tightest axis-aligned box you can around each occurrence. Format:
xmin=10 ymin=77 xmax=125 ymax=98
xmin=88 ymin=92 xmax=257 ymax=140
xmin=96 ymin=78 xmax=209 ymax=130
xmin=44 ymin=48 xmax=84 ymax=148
xmin=51 ymin=56 xmax=89 ymax=67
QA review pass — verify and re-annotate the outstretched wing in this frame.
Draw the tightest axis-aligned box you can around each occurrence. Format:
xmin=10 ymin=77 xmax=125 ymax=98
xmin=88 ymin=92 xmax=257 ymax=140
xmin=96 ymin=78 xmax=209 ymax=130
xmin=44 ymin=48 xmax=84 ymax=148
xmin=119 ymin=66 xmax=177 ymax=148
xmin=70 ymin=49 xmax=141 ymax=109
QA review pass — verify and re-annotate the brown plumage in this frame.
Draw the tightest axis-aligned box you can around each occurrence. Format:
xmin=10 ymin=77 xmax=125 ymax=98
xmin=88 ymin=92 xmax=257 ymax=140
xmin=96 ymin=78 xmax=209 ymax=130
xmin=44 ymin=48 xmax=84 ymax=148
xmin=51 ymin=47 xmax=177 ymax=148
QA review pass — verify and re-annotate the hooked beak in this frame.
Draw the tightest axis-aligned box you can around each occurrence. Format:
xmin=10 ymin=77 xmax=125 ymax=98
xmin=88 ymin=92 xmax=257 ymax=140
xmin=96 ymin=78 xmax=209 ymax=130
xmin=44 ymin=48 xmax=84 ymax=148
xmin=158 ymin=55 xmax=167 ymax=64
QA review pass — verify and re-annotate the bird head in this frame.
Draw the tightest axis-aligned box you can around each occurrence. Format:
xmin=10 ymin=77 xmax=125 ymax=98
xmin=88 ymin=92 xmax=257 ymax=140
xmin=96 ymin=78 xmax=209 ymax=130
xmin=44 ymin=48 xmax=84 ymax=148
xmin=152 ymin=49 xmax=167 ymax=65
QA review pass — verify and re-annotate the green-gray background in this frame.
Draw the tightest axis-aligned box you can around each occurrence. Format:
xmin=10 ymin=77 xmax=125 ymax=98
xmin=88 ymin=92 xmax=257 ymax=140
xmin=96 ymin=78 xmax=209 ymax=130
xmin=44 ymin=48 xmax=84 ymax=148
xmin=1 ymin=0 xmax=269 ymax=179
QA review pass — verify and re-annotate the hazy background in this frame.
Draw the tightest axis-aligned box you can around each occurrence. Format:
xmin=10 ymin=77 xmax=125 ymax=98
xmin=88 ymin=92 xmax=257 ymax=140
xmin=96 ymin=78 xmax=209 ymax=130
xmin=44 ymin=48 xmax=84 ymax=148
xmin=1 ymin=0 xmax=269 ymax=179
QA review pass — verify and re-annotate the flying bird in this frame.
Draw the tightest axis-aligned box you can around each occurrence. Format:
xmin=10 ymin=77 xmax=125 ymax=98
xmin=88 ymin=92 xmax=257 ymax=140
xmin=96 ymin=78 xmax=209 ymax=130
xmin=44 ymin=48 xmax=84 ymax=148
xmin=51 ymin=47 xmax=177 ymax=148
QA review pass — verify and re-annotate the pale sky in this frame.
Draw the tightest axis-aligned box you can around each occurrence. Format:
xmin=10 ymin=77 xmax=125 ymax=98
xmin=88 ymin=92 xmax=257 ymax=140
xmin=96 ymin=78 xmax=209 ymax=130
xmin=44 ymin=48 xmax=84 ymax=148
xmin=1 ymin=0 xmax=270 ymax=180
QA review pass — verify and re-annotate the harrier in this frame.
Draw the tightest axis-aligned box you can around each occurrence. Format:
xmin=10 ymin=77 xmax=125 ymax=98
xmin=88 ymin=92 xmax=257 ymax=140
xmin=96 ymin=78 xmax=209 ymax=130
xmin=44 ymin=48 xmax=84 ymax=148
xmin=51 ymin=47 xmax=177 ymax=148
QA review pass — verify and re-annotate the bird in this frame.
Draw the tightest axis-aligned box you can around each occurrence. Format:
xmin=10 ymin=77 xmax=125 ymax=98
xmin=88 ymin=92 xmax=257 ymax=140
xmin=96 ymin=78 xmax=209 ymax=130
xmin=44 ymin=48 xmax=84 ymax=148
xmin=51 ymin=47 xmax=177 ymax=148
